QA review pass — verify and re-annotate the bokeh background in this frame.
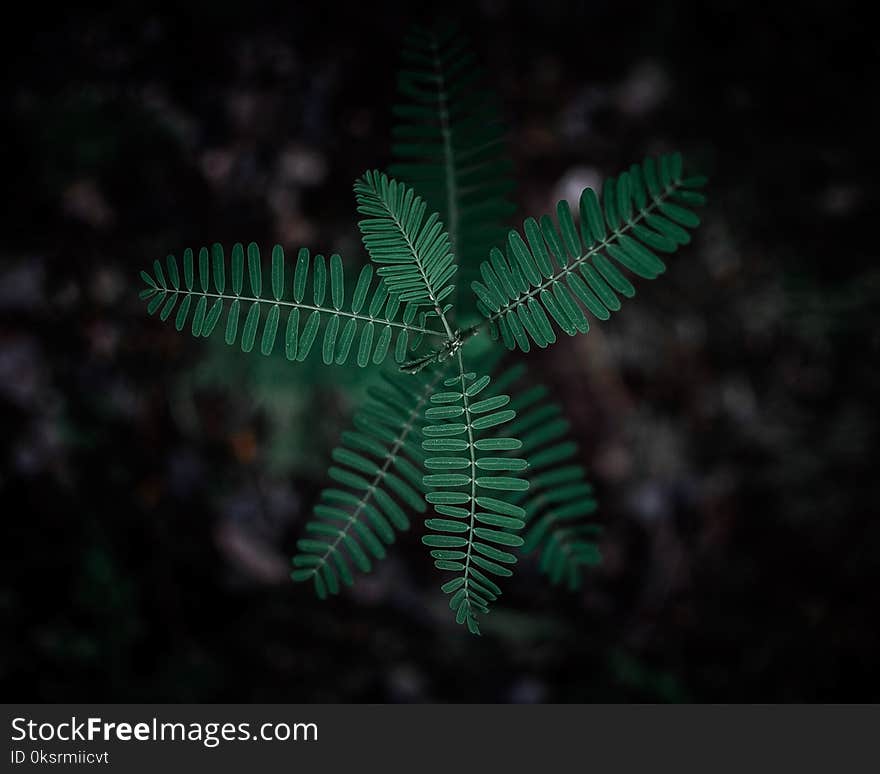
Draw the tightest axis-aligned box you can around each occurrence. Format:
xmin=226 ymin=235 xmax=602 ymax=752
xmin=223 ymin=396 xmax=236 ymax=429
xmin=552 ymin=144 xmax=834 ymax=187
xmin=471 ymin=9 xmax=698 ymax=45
xmin=2 ymin=0 xmax=877 ymax=701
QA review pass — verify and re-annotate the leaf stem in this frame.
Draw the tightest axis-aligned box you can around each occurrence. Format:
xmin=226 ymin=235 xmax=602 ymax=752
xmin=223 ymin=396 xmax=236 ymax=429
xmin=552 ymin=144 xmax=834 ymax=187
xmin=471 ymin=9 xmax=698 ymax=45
xmin=147 ymin=287 xmax=447 ymax=338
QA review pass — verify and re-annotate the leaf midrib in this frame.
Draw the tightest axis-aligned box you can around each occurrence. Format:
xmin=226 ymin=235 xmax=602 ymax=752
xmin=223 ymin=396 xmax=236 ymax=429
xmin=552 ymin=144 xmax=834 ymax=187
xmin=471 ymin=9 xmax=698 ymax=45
xmin=147 ymin=287 xmax=446 ymax=337
xmin=376 ymin=191 xmax=456 ymax=342
xmin=455 ymin=349 xmax=478 ymax=627
xmin=308 ymin=370 xmax=445 ymax=578
xmin=487 ymin=179 xmax=687 ymax=323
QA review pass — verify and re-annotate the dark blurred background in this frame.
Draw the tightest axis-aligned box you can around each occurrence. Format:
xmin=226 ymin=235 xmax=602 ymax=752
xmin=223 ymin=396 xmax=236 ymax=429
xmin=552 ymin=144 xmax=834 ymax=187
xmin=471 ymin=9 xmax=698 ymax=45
xmin=2 ymin=0 xmax=877 ymax=701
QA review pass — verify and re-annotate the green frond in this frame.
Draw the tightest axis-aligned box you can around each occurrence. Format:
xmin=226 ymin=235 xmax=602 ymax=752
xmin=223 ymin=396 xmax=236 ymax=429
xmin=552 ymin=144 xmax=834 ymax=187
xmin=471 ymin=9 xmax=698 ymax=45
xmin=354 ymin=171 xmax=457 ymax=335
xmin=489 ymin=364 xmax=602 ymax=591
xmin=139 ymin=243 xmax=447 ymax=366
xmin=291 ymin=369 xmax=444 ymax=598
xmin=389 ymin=23 xmax=515 ymax=319
xmin=472 ymin=152 xmax=708 ymax=352
xmin=421 ymin=354 xmax=529 ymax=635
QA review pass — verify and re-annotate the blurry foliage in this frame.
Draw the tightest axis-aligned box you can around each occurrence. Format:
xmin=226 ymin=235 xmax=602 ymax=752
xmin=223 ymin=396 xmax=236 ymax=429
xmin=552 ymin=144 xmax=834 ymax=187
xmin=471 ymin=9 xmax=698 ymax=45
xmin=175 ymin=332 xmax=376 ymax=476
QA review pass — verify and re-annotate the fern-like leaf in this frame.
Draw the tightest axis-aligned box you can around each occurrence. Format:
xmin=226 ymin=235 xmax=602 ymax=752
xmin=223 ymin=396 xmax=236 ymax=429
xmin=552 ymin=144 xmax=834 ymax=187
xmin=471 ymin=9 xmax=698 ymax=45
xmin=291 ymin=369 xmax=444 ymax=597
xmin=471 ymin=152 xmax=708 ymax=351
xmin=139 ymin=243 xmax=447 ymax=366
xmin=490 ymin=364 xmax=601 ymax=590
xmin=389 ymin=23 xmax=515 ymax=318
xmin=354 ymin=171 xmax=457 ymax=337
xmin=421 ymin=354 xmax=529 ymax=635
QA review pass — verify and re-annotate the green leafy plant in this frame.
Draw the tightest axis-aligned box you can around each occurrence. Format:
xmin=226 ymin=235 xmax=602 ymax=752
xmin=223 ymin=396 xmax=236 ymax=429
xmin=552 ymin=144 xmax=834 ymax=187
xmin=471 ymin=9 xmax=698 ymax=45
xmin=138 ymin=24 xmax=707 ymax=635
